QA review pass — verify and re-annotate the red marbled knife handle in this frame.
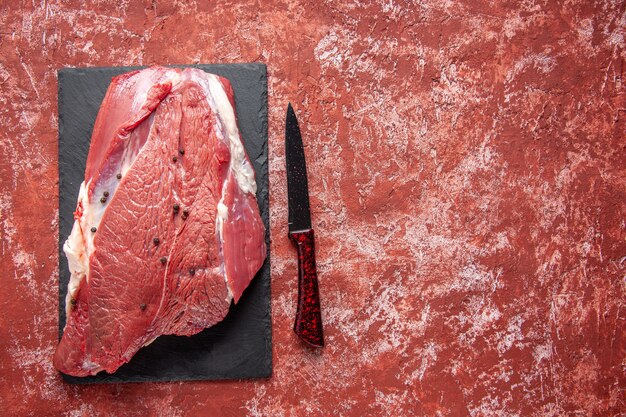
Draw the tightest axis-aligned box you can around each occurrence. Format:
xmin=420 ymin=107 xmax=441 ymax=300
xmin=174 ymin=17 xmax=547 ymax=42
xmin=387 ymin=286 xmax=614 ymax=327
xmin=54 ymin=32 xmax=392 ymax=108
xmin=289 ymin=228 xmax=324 ymax=347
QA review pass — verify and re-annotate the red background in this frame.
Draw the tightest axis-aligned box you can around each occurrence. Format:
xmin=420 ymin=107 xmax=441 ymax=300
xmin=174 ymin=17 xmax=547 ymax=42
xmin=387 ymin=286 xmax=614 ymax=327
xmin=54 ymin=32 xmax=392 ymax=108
xmin=1 ymin=1 xmax=624 ymax=416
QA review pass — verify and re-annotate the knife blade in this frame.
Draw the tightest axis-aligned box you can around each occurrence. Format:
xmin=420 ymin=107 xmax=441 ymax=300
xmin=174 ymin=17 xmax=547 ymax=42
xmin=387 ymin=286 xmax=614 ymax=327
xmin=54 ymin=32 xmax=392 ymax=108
xmin=285 ymin=103 xmax=324 ymax=347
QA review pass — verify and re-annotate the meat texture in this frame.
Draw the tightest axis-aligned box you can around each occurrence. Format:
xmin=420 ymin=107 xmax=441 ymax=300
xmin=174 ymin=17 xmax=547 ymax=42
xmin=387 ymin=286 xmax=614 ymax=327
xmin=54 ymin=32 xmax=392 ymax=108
xmin=54 ymin=67 xmax=267 ymax=377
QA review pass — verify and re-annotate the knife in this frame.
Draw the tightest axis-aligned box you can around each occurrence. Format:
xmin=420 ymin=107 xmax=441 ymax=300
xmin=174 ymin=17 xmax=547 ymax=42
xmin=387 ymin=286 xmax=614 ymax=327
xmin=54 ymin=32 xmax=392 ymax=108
xmin=285 ymin=103 xmax=324 ymax=347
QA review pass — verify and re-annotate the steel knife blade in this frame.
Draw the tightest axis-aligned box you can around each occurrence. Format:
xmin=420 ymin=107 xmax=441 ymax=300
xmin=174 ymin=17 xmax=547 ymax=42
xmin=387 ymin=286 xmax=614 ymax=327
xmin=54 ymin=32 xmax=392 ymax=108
xmin=286 ymin=104 xmax=312 ymax=232
xmin=285 ymin=103 xmax=324 ymax=347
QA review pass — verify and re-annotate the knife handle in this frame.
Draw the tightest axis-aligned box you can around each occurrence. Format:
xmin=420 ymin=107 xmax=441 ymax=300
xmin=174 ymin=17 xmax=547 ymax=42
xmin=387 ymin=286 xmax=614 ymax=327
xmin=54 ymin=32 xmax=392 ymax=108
xmin=289 ymin=228 xmax=324 ymax=347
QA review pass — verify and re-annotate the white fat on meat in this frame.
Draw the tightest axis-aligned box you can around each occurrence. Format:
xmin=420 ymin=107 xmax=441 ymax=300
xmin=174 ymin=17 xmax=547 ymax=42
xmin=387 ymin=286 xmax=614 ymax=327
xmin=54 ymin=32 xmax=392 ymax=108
xmin=190 ymin=71 xmax=258 ymax=301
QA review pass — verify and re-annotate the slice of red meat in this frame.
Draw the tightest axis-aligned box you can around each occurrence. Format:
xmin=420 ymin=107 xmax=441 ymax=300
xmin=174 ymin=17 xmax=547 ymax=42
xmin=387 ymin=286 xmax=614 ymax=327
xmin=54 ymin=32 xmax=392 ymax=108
xmin=54 ymin=66 xmax=267 ymax=376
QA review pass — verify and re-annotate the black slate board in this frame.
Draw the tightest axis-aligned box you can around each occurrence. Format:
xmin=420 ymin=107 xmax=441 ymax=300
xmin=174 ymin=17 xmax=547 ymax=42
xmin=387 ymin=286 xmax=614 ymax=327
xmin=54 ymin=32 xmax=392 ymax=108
xmin=57 ymin=64 xmax=271 ymax=384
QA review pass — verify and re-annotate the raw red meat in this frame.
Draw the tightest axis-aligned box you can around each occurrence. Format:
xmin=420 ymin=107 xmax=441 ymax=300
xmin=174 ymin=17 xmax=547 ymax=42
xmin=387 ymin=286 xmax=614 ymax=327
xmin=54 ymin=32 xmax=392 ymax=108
xmin=53 ymin=67 xmax=266 ymax=377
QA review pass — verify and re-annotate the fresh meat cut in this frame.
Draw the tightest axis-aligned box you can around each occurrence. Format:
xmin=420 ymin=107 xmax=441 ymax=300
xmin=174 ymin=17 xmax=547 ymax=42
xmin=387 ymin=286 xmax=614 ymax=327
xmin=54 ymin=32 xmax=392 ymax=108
xmin=54 ymin=66 xmax=267 ymax=377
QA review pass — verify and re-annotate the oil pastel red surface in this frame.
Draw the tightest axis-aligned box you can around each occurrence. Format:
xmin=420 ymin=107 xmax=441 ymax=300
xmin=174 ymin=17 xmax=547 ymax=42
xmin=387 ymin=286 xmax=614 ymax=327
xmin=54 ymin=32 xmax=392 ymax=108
xmin=0 ymin=1 xmax=624 ymax=416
